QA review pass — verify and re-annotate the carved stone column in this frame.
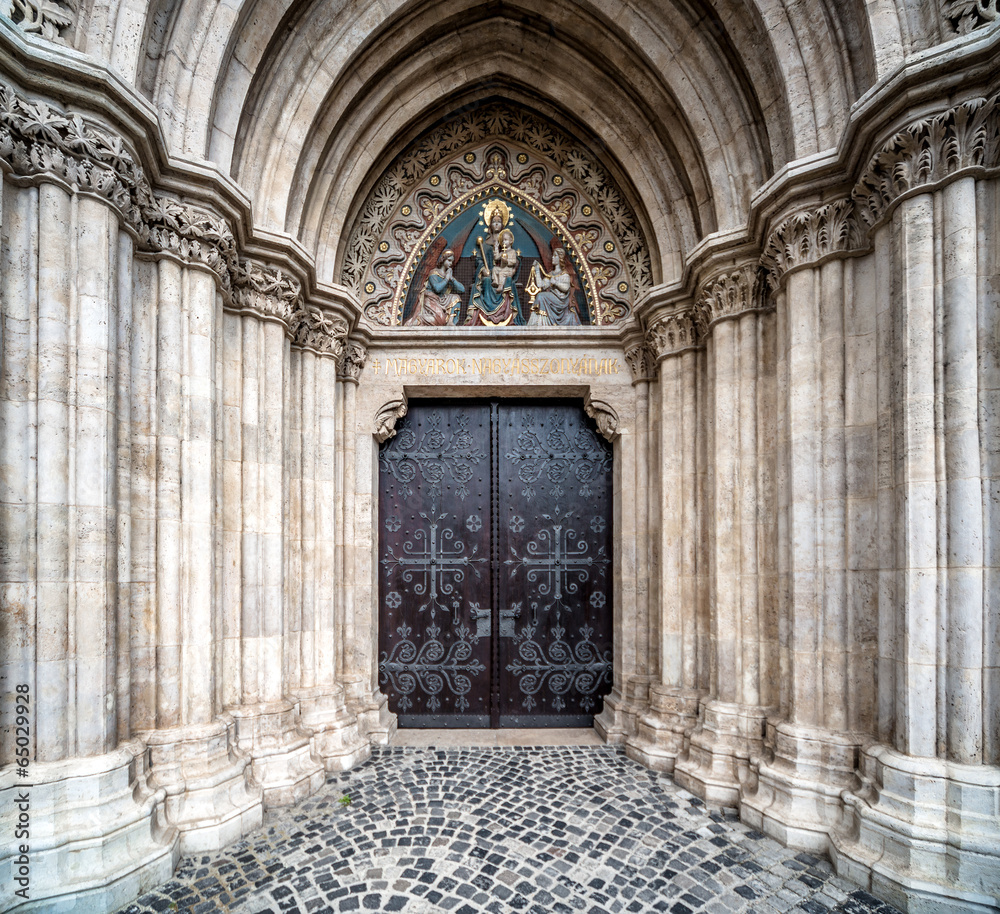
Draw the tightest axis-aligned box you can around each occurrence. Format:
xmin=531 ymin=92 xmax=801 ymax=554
xmin=737 ymin=202 xmax=869 ymax=846
xmin=827 ymin=98 xmax=1000 ymax=913
xmin=286 ymin=308 xmax=369 ymax=771
xmin=674 ymin=266 xmax=774 ymax=806
xmin=223 ymin=262 xmax=324 ymax=808
xmin=621 ymin=337 xmax=656 ymax=725
xmin=337 ymin=341 xmax=394 ymax=743
xmin=626 ymin=310 xmax=706 ymax=771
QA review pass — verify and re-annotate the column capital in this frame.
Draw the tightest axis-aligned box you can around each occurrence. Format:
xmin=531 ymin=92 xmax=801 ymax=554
xmin=290 ymin=303 xmax=349 ymax=358
xmin=646 ymin=309 xmax=700 ymax=361
xmin=696 ymin=264 xmax=765 ymax=329
xmin=338 ymin=340 xmax=368 ymax=382
xmin=852 ymin=92 xmax=1000 ymax=231
xmin=760 ymin=199 xmax=863 ymax=292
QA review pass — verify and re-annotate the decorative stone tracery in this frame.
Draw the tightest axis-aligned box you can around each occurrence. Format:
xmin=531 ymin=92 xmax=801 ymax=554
xmin=345 ymin=102 xmax=653 ymax=325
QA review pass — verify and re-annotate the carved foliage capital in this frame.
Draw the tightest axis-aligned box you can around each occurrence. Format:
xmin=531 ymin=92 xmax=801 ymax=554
xmin=760 ymin=199 xmax=862 ymax=290
xmin=339 ymin=341 xmax=368 ymax=382
xmin=852 ymin=94 xmax=1000 ymax=230
xmin=232 ymin=259 xmax=299 ymax=325
xmin=0 ymin=80 xmax=240 ymax=289
xmin=943 ymin=0 xmax=998 ymax=36
xmin=647 ymin=310 xmax=700 ymax=360
xmin=9 ymin=0 xmax=76 ymax=44
xmin=696 ymin=265 xmax=763 ymax=327
xmin=289 ymin=304 xmax=349 ymax=358
xmin=624 ymin=343 xmax=656 ymax=382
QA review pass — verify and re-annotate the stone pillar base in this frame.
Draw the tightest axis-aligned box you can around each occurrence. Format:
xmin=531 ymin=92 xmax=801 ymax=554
xmin=145 ymin=716 xmax=263 ymax=854
xmin=830 ymin=744 xmax=1000 ymax=914
xmin=294 ymin=685 xmax=371 ymax=772
xmin=673 ymin=700 xmax=769 ymax=807
xmin=594 ymin=687 xmax=630 ymax=744
xmin=351 ymin=688 xmax=396 ymax=746
xmin=741 ymin=721 xmax=861 ymax=853
xmin=229 ymin=701 xmax=325 ymax=809
xmin=0 ymin=741 xmax=176 ymax=913
xmin=625 ymin=686 xmax=702 ymax=773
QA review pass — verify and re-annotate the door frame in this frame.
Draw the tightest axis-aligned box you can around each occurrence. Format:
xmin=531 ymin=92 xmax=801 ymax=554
xmin=349 ymin=348 xmax=640 ymax=743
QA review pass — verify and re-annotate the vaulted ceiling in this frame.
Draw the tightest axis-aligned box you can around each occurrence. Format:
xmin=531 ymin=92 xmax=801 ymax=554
xmin=68 ymin=0 xmax=935 ymax=285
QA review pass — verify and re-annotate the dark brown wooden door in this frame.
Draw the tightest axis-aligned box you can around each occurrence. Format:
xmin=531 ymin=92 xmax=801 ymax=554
xmin=378 ymin=400 xmax=612 ymax=727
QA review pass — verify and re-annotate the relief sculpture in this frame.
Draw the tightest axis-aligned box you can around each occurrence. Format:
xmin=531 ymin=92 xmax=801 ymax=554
xmin=357 ymin=130 xmax=645 ymax=328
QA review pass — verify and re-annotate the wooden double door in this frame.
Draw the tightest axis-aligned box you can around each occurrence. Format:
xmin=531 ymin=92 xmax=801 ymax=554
xmin=378 ymin=399 xmax=614 ymax=727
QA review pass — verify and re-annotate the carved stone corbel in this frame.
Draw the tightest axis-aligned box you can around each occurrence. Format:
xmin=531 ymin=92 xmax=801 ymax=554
xmin=584 ymin=395 xmax=619 ymax=442
xmin=374 ymin=398 xmax=408 ymax=443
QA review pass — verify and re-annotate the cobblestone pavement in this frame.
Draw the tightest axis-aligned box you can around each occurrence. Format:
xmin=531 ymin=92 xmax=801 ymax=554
xmin=119 ymin=746 xmax=903 ymax=914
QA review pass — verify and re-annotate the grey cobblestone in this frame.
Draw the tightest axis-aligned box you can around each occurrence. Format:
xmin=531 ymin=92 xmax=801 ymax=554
xmin=116 ymin=746 xmax=903 ymax=914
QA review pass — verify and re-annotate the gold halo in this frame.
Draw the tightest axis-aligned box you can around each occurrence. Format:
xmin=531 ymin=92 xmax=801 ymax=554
xmin=481 ymin=199 xmax=510 ymax=231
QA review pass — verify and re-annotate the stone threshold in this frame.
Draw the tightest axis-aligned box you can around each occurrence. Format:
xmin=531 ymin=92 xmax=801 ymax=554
xmin=391 ymin=727 xmax=604 ymax=747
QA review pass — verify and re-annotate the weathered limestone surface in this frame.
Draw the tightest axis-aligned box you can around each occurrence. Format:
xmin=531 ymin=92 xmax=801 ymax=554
xmin=0 ymin=5 xmax=998 ymax=914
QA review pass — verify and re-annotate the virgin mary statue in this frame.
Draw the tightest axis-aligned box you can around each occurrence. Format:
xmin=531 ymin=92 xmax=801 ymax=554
xmin=464 ymin=200 xmax=523 ymax=327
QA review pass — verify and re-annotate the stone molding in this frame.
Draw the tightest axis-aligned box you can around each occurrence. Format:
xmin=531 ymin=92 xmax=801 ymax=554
xmin=338 ymin=341 xmax=368 ymax=382
xmin=374 ymin=397 xmax=408 ymax=443
xmin=8 ymin=0 xmax=75 ymax=44
xmin=0 ymin=78 xmax=351 ymax=355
